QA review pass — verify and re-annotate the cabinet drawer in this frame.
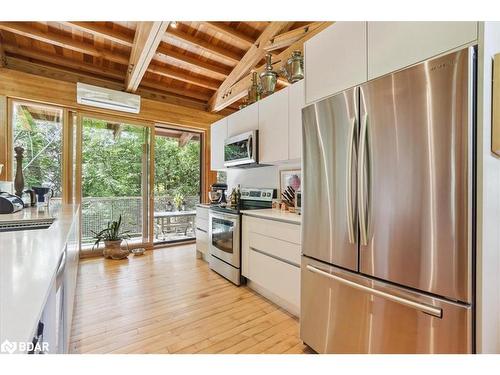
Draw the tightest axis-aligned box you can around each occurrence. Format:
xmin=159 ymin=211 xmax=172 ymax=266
xmin=196 ymin=207 xmax=209 ymax=219
xmin=245 ymin=215 xmax=301 ymax=244
xmin=196 ymin=230 xmax=208 ymax=255
xmin=249 ymin=232 xmax=301 ymax=266
xmin=249 ymin=248 xmax=300 ymax=309
xmin=196 ymin=217 xmax=208 ymax=232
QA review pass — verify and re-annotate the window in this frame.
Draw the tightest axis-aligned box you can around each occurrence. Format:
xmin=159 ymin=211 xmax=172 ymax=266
xmin=11 ymin=101 xmax=63 ymax=199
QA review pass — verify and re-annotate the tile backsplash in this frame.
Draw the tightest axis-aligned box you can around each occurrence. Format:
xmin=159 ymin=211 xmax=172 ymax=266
xmin=226 ymin=162 xmax=300 ymax=192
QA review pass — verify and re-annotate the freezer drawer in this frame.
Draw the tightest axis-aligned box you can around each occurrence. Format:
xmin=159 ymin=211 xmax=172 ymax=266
xmin=300 ymin=257 xmax=472 ymax=354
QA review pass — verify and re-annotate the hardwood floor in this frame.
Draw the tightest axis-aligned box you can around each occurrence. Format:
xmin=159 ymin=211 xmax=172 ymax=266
xmin=70 ymin=244 xmax=312 ymax=354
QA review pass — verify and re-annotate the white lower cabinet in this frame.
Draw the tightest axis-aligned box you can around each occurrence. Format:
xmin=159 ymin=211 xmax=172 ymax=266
xmin=196 ymin=206 xmax=209 ymax=260
xmin=242 ymin=215 xmax=301 ymax=316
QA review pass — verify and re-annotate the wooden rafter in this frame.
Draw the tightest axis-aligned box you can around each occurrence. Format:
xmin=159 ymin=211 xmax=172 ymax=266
xmin=178 ymin=131 xmax=194 ymax=147
xmin=203 ymin=22 xmax=255 ymax=48
xmin=0 ymin=34 xmax=6 ymax=67
xmin=264 ymin=22 xmax=324 ymax=52
xmin=147 ymin=63 xmax=220 ymax=91
xmin=3 ymin=43 xmax=125 ymax=81
xmin=156 ymin=43 xmax=231 ymax=78
xmin=210 ymin=22 xmax=334 ymax=112
xmin=126 ymin=21 xmax=169 ymax=92
xmin=0 ymin=22 xmax=130 ymax=65
xmin=208 ymin=22 xmax=294 ymax=112
xmin=140 ymin=79 xmax=211 ymax=102
xmin=166 ymin=28 xmax=242 ymax=64
xmin=60 ymin=22 xmax=134 ymax=47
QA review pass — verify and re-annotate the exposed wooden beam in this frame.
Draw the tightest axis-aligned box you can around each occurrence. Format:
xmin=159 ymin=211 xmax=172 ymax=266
xmin=166 ymin=28 xmax=242 ymax=65
xmin=210 ymin=22 xmax=334 ymax=112
xmin=3 ymin=43 xmax=125 ymax=81
xmin=147 ymin=63 xmax=220 ymax=91
xmin=203 ymin=22 xmax=255 ymax=48
xmin=60 ymin=22 xmax=134 ymax=47
xmin=178 ymin=132 xmax=194 ymax=147
xmin=126 ymin=22 xmax=169 ymax=92
xmin=156 ymin=43 xmax=231 ymax=79
xmin=0 ymin=22 xmax=129 ymax=65
xmin=0 ymin=34 xmax=6 ymax=67
xmin=209 ymin=22 xmax=294 ymax=112
xmin=263 ymin=22 xmax=324 ymax=52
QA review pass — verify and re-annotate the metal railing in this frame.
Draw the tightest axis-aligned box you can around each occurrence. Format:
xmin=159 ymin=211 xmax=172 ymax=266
xmin=81 ymin=195 xmax=199 ymax=243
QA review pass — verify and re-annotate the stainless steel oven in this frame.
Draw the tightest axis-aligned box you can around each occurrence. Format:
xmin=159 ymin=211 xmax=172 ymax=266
xmin=224 ymin=130 xmax=258 ymax=168
xmin=208 ymin=211 xmax=241 ymax=285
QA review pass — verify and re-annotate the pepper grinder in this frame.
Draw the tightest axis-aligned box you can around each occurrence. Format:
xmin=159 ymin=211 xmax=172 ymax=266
xmin=14 ymin=146 xmax=25 ymax=197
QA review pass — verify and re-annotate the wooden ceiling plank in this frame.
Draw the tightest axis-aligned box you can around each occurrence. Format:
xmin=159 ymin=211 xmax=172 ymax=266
xmin=147 ymin=63 xmax=220 ymax=91
xmin=60 ymin=22 xmax=134 ymax=47
xmin=3 ymin=43 xmax=125 ymax=81
xmin=210 ymin=22 xmax=334 ymax=112
xmin=126 ymin=21 xmax=170 ymax=92
xmin=263 ymin=22 xmax=324 ymax=52
xmin=203 ymin=22 xmax=255 ymax=48
xmin=166 ymin=28 xmax=242 ymax=64
xmin=209 ymin=22 xmax=294 ymax=111
xmin=0 ymin=22 xmax=129 ymax=65
xmin=155 ymin=43 xmax=231 ymax=78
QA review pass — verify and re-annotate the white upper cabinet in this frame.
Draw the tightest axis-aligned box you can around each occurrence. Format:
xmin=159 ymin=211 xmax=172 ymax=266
xmin=227 ymin=103 xmax=258 ymax=137
xmin=368 ymin=22 xmax=478 ymax=80
xmin=304 ymin=22 xmax=367 ymax=104
xmin=258 ymin=88 xmax=289 ymax=164
xmin=288 ymin=80 xmax=305 ymax=161
xmin=210 ymin=117 xmax=227 ymax=171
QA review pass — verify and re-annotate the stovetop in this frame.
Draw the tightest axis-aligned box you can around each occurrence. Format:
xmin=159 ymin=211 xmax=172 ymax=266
xmin=209 ymin=187 xmax=277 ymax=215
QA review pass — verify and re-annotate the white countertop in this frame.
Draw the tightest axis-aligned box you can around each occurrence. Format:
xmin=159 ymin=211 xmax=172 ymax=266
xmin=0 ymin=204 xmax=79 ymax=345
xmin=241 ymin=209 xmax=301 ymax=225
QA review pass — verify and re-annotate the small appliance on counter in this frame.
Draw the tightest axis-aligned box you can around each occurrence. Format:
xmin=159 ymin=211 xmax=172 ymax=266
xmin=32 ymin=186 xmax=54 ymax=208
xmin=0 ymin=192 xmax=24 ymax=214
xmin=208 ymin=187 xmax=277 ymax=286
xmin=208 ymin=183 xmax=228 ymax=205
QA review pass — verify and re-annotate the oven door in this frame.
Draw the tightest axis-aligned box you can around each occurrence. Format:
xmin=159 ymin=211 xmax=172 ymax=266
xmin=209 ymin=211 xmax=240 ymax=267
xmin=224 ymin=131 xmax=257 ymax=167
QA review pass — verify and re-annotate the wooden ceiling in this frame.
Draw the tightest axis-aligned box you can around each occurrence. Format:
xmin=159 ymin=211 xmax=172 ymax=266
xmin=0 ymin=21 xmax=332 ymax=117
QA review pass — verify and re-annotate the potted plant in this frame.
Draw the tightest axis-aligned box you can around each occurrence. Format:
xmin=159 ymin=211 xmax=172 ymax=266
xmin=92 ymin=215 xmax=130 ymax=260
xmin=173 ymin=193 xmax=184 ymax=211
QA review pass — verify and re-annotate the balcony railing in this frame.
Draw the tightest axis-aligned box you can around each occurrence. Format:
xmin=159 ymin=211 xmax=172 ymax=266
xmin=81 ymin=195 xmax=199 ymax=244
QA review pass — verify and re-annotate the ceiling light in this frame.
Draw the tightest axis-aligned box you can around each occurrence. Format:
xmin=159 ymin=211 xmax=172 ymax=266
xmin=171 ymin=21 xmax=177 ymax=28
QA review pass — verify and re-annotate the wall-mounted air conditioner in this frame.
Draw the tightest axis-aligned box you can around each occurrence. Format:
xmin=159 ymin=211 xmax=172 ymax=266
xmin=76 ymin=83 xmax=141 ymax=114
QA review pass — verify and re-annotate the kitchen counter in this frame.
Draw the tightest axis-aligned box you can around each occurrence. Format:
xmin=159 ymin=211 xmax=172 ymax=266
xmin=241 ymin=209 xmax=301 ymax=225
xmin=196 ymin=203 xmax=211 ymax=209
xmin=0 ymin=204 xmax=79 ymax=347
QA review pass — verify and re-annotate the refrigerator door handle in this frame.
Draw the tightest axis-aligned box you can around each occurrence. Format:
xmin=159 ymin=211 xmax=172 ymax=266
xmin=346 ymin=117 xmax=357 ymax=244
xmin=306 ymin=264 xmax=443 ymax=318
xmin=357 ymin=112 xmax=369 ymax=246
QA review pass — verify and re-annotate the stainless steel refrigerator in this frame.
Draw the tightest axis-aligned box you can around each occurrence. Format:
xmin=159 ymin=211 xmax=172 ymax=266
xmin=301 ymin=46 xmax=475 ymax=353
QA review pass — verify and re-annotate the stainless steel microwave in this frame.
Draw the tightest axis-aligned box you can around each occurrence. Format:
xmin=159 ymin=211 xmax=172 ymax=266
xmin=224 ymin=130 xmax=258 ymax=168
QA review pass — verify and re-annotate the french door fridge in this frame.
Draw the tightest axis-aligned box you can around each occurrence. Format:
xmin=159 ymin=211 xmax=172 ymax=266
xmin=300 ymin=46 xmax=475 ymax=353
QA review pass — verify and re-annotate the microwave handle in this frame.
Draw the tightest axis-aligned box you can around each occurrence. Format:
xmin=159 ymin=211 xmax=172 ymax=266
xmin=247 ymin=134 xmax=253 ymax=159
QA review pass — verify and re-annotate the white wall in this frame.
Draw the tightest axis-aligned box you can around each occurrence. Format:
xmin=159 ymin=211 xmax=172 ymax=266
xmin=476 ymin=21 xmax=500 ymax=354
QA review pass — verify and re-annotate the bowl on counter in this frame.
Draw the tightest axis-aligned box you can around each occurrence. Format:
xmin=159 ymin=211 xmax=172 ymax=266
xmin=131 ymin=247 xmax=146 ymax=256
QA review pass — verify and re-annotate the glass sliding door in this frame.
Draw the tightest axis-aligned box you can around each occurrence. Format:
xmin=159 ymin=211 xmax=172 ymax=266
xmin=79 ymin=115 xmax=151 ymax=252
xmin=153 ymin=126 xmax=201 ymax=244
xmin=11 ymin=101 xmax=64 ymax=206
